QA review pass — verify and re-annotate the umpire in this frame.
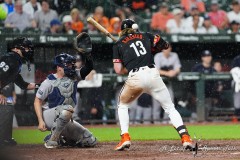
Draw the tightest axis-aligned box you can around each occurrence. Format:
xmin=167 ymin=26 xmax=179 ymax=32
xmin=0 ymin=37 xmax=36 ymax=147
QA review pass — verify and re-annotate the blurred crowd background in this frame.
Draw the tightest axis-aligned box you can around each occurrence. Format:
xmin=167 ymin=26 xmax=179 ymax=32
xmin=0 ymin=0 xmax=240 ymax=126
xmin=0 ymin=0 xmax=240 ymax=34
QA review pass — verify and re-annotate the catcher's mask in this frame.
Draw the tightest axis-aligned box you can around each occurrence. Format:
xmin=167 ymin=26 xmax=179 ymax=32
xmin=54 ymin=53 xmax=76 ymax=78
xmin=73 ymin=32 xmax=92 ymax=54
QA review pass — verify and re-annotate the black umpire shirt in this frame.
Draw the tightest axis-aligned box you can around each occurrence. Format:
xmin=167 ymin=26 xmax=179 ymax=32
xmin=0 ymin=52 xmax=29 ymax=94
xmin=113 ymin=32 xmax=155 ymax=72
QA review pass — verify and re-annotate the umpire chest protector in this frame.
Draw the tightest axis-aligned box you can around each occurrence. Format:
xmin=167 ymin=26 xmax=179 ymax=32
xmin=47 ymin=74 xmax=77 ymax=108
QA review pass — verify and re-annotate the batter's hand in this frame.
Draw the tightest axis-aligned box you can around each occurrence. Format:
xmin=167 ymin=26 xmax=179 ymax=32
xmin=0 ymin=94 xmax=7 ymax=105
xmin=38 ymin=120 xmax=47 ymax=132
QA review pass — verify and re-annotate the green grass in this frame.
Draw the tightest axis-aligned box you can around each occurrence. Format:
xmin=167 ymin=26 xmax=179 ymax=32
xmin=13 ymin=124 xmax=240 ymax=144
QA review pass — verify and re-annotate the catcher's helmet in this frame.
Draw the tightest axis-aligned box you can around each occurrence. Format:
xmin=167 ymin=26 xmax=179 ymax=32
xmin=10 ymin=37 xmax=34 ymax=61
xmin=54 ymin=53 xmax=76 ymax=78
xmin=121 ymin=19 xmax=138 ymax=31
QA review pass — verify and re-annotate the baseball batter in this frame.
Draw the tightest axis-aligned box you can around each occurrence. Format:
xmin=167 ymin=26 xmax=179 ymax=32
xmin=34 ymin=53 xmax=97 ymax=148
xmin=113 ymin=19 xmax=195 ymax=151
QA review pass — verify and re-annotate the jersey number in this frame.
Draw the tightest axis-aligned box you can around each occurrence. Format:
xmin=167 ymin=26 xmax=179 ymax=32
xmin=130 ymin=41 xmax=147 ymax=57
xmin=0 ymin=61 xmax=9 ymax=72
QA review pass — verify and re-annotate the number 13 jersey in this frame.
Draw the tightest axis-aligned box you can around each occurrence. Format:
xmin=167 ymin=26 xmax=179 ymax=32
xmin=113 ymin=32 xmax=155 ymax=72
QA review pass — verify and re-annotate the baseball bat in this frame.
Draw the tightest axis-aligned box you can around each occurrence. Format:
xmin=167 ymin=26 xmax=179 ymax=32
xmin=87 ymin=17 xmax=117 ymax=42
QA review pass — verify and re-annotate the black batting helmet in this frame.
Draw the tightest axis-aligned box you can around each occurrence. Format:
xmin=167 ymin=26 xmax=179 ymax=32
xmin=121 ymin=19 xmax=138 ymax=31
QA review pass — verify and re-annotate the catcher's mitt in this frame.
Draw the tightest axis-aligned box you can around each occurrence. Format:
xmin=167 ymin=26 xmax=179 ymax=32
xmin=73 ymin=32 xmax=92 ymax=54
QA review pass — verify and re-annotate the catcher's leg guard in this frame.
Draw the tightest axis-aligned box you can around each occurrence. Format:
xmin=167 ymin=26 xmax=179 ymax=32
xmin=49 ymin=105 xmax=74 ymax=142
xmin=0 ymin=105 xmax=16 ymax=146
xmin=61 ymin=121 xmax=97 ymax=147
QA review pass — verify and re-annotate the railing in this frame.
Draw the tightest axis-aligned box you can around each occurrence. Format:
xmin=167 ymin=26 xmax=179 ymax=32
xmin=100 ymin=72 xmax=233 ymax=121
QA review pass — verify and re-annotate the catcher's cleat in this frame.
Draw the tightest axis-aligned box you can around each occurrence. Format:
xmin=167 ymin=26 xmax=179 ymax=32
xmin=114 ymin=133 xmax=131 ymax=151
xmin=44 ymin=140 xmax=59 ymax=149
xmin=182 ymin=135 xmax=195 ymax=151
xmin=44 ymin=134 xmax=59 ymax=149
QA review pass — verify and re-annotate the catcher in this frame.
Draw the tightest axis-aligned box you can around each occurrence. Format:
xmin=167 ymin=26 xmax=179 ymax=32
xmin=34 ymin=33 xmax=97 ymax=148
xmin=113 ymin=19 xmax=196 ymax=151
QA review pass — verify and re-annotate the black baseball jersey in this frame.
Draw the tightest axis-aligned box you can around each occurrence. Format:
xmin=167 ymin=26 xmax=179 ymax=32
xmin=113 ymin=32 xmax=155 ymax=72
xmin=0 ymin=52 xmax=29 ymax=93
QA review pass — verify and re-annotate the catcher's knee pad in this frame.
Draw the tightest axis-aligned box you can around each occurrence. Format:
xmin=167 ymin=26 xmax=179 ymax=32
xmin=56 ymin=105 xmax=74 ymax=121
xmin=51 ymin=105 xmax=74 ymax=138
xmin=76 ymin=129 xmax=97 ymax=147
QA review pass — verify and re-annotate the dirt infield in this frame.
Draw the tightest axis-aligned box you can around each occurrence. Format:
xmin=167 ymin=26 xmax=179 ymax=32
xmin=1 ymin=140 xmax=240 ymax=160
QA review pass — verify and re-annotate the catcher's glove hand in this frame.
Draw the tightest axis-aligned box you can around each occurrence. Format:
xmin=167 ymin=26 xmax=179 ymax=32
xmin=73 ymin=32 xmax=92 ymax=55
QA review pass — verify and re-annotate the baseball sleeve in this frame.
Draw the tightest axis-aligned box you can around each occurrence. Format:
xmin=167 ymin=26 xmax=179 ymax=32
xmin=14 ymin=74 xmax=29 ymax=90
xmin=113 ymin=44 xmax=122 ymax=63
xmin=36 ymin=79 xmax=52 ymax=101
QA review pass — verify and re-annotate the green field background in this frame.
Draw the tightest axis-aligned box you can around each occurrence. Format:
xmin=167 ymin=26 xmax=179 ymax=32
xmin=13 ymin=124 xmax=240 ymax=144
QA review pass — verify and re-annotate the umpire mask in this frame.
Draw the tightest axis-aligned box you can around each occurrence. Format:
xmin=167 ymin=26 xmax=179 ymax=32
xmin=11 ymin=37 xmax=34 ymax=61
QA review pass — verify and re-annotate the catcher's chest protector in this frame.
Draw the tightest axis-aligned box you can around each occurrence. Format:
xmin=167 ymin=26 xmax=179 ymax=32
xmin=47 ymin=74 xmax=77 ymax=108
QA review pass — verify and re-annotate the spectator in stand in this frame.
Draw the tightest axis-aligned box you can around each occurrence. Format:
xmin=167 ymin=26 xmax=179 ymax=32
xmin=34 ymin=0 xmax=58 ymax=33
xmin=166 ymin=8 xmax=186 ymax=34
xmin=50 ymin=0 xmax=72 ymax=15
xmin=227 ymin=1 xmax=240 ymax=24
xmin=227 ymin=21 xmax=240 ymax=34
xmin=130 ymin=0 xmax=146 ymax=11
xmin=0 ymin=0 xmax=14 ymax=16
xmin=70 ymin=8 xmax=84 ymax=34
xmin=181 ymin=0 xmax=205 ymax=14
xmin=5 ymin=0 xmax=36 ymax=32
xmin=115 ymin=8 xmax=126 ymax=21
xmin=151 ymin=2 xmax=173 ymax=33
xmin=93 ymin=6 xmax=109 ymax=29
xmin=181 ymin=14 xmax=206 ymax=34
xmin=84 ymin=22 xmax=99 ymax=34
xmin=107 ymin=17 xmax=121 ymax=34
xmin=62 ymin=15 xmax=75 ymax=35
xmin=23 ymin=0 xmax=41 ymax=19
xmin=45 ymin=19 xmax=61 ymax=34
xmin=203 ymin=15 xmax=219 ymax=34
xmin=208 ymin=0 xmax=228 ymax=30
xmin=185 ymin=6 xmax=204 ymax=28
